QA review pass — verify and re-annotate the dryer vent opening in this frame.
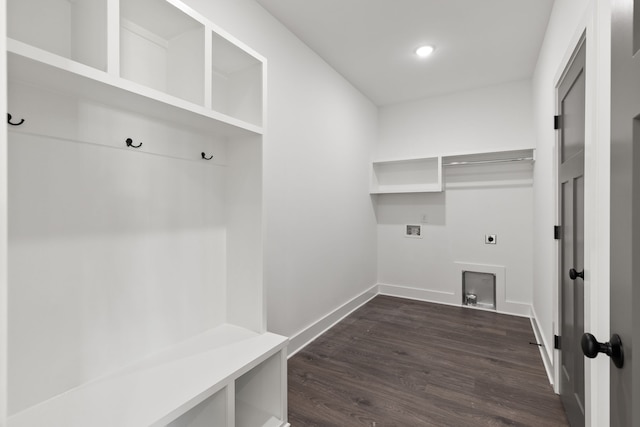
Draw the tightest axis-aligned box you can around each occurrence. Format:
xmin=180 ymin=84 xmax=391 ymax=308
xmin=462 ymin=271 xmax=496 ymax=310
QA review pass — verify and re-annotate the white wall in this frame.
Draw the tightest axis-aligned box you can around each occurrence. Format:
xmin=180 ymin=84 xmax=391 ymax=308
xmin=376 ymin=80 xmax=535 ymax=315
xmin=377 ymin=80 xmax=536 ymax=159
xmin=183 ymin=0 xmax=379 ymax=340
xmin=531 ymin=1 xmax=611 ymax=425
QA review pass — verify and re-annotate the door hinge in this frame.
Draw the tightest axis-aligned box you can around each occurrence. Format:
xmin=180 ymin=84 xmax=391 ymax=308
xmin=554 ymin=335 xmax=561 ymax=350
xmin=554 ymin=115 xmax=561 ymax=130
xmin=554 ymin=225 xmax=561 ymax=240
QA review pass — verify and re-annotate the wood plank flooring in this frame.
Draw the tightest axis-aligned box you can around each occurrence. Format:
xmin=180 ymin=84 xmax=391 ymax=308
xmin=288 ymin=295 xmax=568 ymax=426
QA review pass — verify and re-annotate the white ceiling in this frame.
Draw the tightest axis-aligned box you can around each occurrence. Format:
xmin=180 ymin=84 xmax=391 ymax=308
xmin=254 ymin=0 xmax=555 ymax=106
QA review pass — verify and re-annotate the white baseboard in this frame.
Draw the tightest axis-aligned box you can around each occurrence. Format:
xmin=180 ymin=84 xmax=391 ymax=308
xmin=377 ymin=283 xmax=459 ymax=307
xmin=287 ymin=285 xmax=378 ymax=357
xmin=497 ymin=301 xmax=533 ymax=318
xmin=530 ymin=305 xmax=555 ymax=387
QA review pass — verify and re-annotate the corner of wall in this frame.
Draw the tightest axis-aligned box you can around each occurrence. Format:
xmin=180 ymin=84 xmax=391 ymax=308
xmin=530 ymin=304 xmax=555 ymax=387
xmin=286 ymin=285 xmax=379 ymax=358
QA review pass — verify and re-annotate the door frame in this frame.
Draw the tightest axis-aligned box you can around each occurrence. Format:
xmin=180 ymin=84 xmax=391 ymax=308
xmin=0 ymin=0 xmax=7 ymax=423
xmin=556 ymin=35 xmax=587 ymax=426
xmin=551 ymin=3 xmax=611 ymax=426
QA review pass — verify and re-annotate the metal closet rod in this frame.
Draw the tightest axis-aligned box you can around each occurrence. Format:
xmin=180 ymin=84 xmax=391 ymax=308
xmin=443 ymin=157 xmax=534 ymax=166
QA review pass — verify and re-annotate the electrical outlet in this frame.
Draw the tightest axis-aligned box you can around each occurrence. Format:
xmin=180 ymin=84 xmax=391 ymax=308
xmin=485 ymin=234 xmax=497 ymax=244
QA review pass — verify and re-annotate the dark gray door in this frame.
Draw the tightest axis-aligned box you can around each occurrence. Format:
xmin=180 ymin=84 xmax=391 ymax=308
xmin=558 ymin=40 xmax=586 ymax=427
xmin=609 ymin=0 xmax=638 ymax=425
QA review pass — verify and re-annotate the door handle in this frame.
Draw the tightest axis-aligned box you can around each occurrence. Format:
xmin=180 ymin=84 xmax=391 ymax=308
xmin=581 ymin=333 xmax=624 ymax=368
xmin=569 ymin=268 xmax=584 ymax=280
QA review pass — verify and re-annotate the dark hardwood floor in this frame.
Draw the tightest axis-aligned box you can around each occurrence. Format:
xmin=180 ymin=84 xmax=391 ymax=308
xmin=288 ymin=295 xmax=568 ymax=426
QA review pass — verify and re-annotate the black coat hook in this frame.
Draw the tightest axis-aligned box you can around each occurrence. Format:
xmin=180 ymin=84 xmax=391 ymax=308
xmin=201 ymin=152 xmax=213 ymax=160
xmin=126 ymin=138 xmax=142 ymax=148
xmin=7 ymin=113 xmax=25 ymax=126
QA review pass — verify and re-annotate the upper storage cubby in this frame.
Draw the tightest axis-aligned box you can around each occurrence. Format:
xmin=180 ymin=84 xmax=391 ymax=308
xmin=120 ymin=0 xmax=205 ymax=106
xmin=6 ymin=0 xmax=265 ymax=137
xmin=211 ymin=32 xmax=263 ymax=126
xmin=370 ymin=156 xmax=443 ymax=194
xmin=7 ymin=0 xmax=108 ymax=71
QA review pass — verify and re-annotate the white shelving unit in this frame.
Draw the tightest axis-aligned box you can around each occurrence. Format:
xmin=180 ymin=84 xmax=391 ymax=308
xmin=370 ymin=148 xmax=535 ymax=194
xmin=370 ymin=156 xmax=443 ymax=194
xmin=3 ymin=1 xmax=287 ymax=426
xmin=6 ymin=0 xmax=264 ymax=133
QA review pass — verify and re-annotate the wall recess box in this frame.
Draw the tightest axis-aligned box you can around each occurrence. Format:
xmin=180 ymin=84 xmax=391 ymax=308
xmin=485 ymin=234 xmax=497 ymax=244
xmin=405 ymin=224 xmax=423 ymax=238
xmin=462 ymin=271 xmax=496 ymax=310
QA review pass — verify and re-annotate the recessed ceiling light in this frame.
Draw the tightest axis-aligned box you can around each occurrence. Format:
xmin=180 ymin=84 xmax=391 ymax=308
xmin=415 ymin=45 xmax=435 ymax=58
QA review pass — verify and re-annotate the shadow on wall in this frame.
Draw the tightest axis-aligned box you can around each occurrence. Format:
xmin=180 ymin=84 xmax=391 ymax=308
xmin=373 ymin=192 xmax=446 ymax=226
xmin=444 ymin=161 xmax=534 ymax=189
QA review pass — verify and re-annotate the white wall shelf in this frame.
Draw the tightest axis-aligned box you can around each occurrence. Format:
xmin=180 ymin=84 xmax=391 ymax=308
xmin=370 ymin=148 xmax=535 ymax=194
xmin=3 ymin=0 xmax=286 ymax=426
xmin=370 ymin=157 xmax=443 ymax=194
